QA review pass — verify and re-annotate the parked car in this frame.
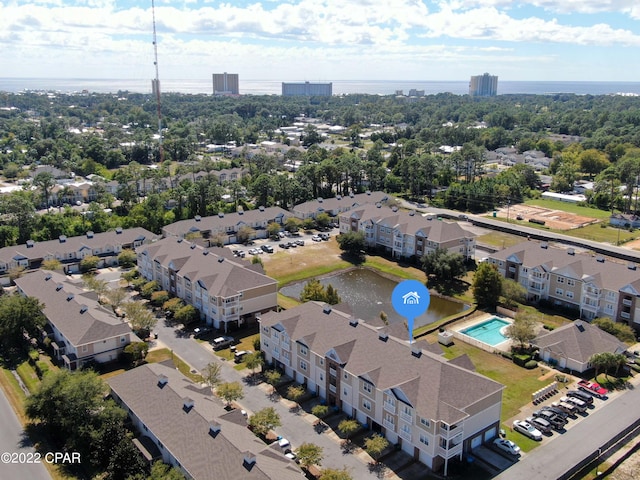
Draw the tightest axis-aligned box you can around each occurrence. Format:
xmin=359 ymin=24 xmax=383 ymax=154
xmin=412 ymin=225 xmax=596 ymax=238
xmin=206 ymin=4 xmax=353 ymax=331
xmin=513 ymin=420 xmax=543 ymax=441
xmin=277 ymin=438 xmax=290 ymax=449
xmin=526 ymin=416 xmax=553 ymax=435
xmin=561 ymin=396 xmax=587 ymax=413
xmin=311 ymin=235 xmax=322 ymax=242
xmin=284 ymin=450 xmax=298 ymax=463
xmin=552 ymin=400 xmax=578 ymax=417
xmin=533 ymin=409 xmax=566 ymax=430
xmin=278 ymin=231 xmax=286 ymax=238
xmin=493 ymin=438 xmax=521 ymax=456
xmin=234 ymin=350 xmax=252 ymax=363
xmin=578 ymin=380 xmax=609 ymax=399
xmin=212 ymin=336 xmax=234 ymax=350
xmin=248 ymin=248 xmax=259 ymax=255
xmin=279 ymin=243 xmax=290 ymax=249
xmin=261 ymin=245 xmax=274 ymax=253
xmin=287 ymin=241 xmax=297 ymax=248
xmin=567 ymin=389 xmax=594 ymax=405
xmin=541 ymin=405 xmax=569 ymax=421
xmin=193 ymin=326 xmax=211 ymax=339
xmin=295 ymin=239 xmax=305 ymax=246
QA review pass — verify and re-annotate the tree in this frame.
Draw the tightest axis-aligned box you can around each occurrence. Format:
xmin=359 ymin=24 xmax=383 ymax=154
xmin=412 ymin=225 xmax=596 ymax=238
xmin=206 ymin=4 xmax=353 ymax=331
xmin=325 ymin=284 xmax=341 ymax=305
xmin=300 ymin=279 xmax=326 ymax=302
xmin=364 ymin=434 xmax=389 ymax=463
xmin=174 ymin=304 xmax=199 ymax=325
xmin=311 ymin=404 xmax=329 ymax=418
xmin=0 ymin=293 xmax=47 ymax=349
xmin=285 ymin=217 xmax=302 ymax=233
xmin=319 ymin=468 xmax=353 ymax=480
xmin=140 ymin=280 xmax=159 ymax=298
xmin=123 ymin=301 xmax=157 ymax=336
xmin=316 ymin=212 xmax=331 ymax=228
xmin=80 ymin=254 xmax=100 ymax=273
xmin=121 ymin=268 xmax=139 ymax=287
xmin=217 ymin=381 xmax=244 ymax=407
xmin=248 ymin=406 xmax=281 ymax=436
xmin=472 ymin=262 xmax=503 ymax=307
xmin=336 ymin=231 xmax=365 ymax=259
xmin=245 ymin=351 xmax=264 ymax=375
xmin=202 ymin=362 xmax=223 ymax=390
xmin=287 ymin=384 xmax=306 ymax=403
xmin=589 ymin=352 xmax=617 ymax=377
xmin=504 ymin=312 xmax=538 ymax=350
xmin=150 ymin=290 xmax=170 ymax=307
xmin=147 ymin=461 xmax=186 ymax=480
xmin=236 ymin=225 xmax=256 ymax=244
xmin=267 ymin=222 xmax=281 ymax=238
xmin=264 ymin=369 xmax=282 ymax=393
xmin=33 ymin=171 xmax=55 ymax=207
xmin=296 ymin=442 xmax=324 ymax=469
xmin=42 ymin=258 xmax=62 ymax=271
xmin=593 ymin=317 xmax=636 ymax=344
xmin=338 ymin=419 xmax=360 ymax=441
xmin=163 ymin=297 xmax=184 ymax=315
xmin=122 ymin=342 xmax=149 ymax=366
xmin=83 ymin=274 xmax=108 ymax=298
xmin=117 ymin=249 xmax=137 ymax=267
xmin=501 ymin=278 xmax=527 ymax=309
xmin=421 ymin=247 xmax=466 ymax=280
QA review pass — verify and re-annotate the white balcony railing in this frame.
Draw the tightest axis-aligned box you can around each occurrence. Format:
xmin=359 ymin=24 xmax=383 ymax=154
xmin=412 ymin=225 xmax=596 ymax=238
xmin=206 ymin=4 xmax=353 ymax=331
xmin=329 ymin=384 xmax=337 ymax=393
xmin=399 ymin=429 xmax=412 ymax=442
xmin=437 ymin=442 xmax=463 ymax=458
xmin=438 ymin=425 xmax=462 ymax=440
xmin=400 ymin=411 xmax=412 ymax=423
xmin=383 ymin=402 xmax=396 ymax=414
xmin=383 ymin=419 xmax=395 ymax=431
xmin=329 ymin=368 xmax=337 ymax=377
xmin=621 ymin=311 xmax=631 ymax=319
xmin=623 ymin=299 xmax=633 ymax=307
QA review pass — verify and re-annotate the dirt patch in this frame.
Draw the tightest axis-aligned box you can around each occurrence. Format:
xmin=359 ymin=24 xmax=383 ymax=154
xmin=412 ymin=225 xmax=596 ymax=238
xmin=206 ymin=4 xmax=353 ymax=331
xmin=495 ymin=203 xmax=599 ymax=230
xmin=623 ymin=238 xmax=640 ymax=251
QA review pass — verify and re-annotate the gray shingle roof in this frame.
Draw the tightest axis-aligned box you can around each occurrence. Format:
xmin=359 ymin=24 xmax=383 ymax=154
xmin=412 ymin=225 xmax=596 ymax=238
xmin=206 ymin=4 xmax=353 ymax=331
xmin=260 ymin=302 xmax=503 ymax=425
xmin=107 ymin=363 xmax=302 ymax=480
xmin=14 ymin=270 xmax=131 ymax=346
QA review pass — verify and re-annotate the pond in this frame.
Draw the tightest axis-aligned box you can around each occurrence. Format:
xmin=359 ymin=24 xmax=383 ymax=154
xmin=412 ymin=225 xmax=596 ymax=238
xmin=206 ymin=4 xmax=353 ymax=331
xmin=279 ymin=268 xmax=468 ymax=329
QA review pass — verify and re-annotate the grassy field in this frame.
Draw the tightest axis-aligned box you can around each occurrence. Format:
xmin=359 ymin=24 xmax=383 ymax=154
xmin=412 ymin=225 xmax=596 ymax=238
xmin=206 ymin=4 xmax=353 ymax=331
xmin=145 ymin=348 xmax=204 ymax=383
xmin=476 ymin=231 xmax=527 ymax=249
xmin=524 ymin=199 xmax=613 ymax=219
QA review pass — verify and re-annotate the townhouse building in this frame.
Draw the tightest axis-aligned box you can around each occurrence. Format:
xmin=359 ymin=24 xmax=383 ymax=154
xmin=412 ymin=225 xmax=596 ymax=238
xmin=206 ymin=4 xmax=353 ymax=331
xmin=259 ymin=302 xmax=504 ymax=475
xmin=108 ymin=362 xmax=303 ymax=480
xmin=292 ymin=191 xmax=389 ymax=220
xmin=161 ymin=207 xmax=291 ymax=244
xmin=0 ymin=227 xmax=155 ymax=282
xmin=487 ymin=241 xmax=640 ymax=330
xmin=15 ymin=270 xmax=134 ymax=370
xmin=340 ymin=204 xmax=476 ymax=262
xmin=136 ymin=237 xmax=277 ymax=331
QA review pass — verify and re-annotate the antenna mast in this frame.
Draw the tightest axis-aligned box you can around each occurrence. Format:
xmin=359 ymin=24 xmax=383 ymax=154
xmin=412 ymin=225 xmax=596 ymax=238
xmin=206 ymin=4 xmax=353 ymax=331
xmin=151 ymin=0 xmax=164 ymax=163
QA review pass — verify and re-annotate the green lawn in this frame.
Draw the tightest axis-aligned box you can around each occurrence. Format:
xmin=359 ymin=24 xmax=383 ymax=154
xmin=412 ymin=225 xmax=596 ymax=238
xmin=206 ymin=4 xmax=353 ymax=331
xmin=476 ymin=231 xmax=527 ymax=249
xmin=145 ymin=348 xmax=203 ymax=383
xmin=16 ymin=360 xmax=40 ymax=394
xmin=524 ymin=199 xmax=613 ymax=219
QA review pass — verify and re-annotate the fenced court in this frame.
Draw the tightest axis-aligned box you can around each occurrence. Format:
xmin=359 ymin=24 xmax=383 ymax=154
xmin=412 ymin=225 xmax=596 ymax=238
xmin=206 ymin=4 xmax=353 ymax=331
xmin=495 ymin=203 xmax=600 ymax=230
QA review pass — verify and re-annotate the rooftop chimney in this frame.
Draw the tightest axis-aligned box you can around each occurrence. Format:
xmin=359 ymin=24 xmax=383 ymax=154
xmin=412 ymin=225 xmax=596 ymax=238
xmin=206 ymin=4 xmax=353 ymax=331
xmin=378 ymin=330 xmax=389 ymax=342
xmin=59 ymin=235 xmax=67 ymax=243
xmin=349 ymin=317 xmax=358 ymax=327
xmin=86 ymin=231 xmax=94 ymax=239
xmin=157 ymin=374 xmax=168 ymax=388
xmin=209 ymin=421 xmax=221 ymax=437
xmin=183 ymin=397 xmax=194 ymax=412
xmin=243 ymin=452 xmax=257 ymax=469
xmin=411 ymin=344 xmax=422 ymax=358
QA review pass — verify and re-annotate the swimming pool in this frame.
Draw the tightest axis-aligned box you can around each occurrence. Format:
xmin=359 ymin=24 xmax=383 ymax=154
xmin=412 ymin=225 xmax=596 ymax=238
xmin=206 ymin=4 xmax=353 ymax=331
xmin=461 ymin=317 xmax=510 ymax=346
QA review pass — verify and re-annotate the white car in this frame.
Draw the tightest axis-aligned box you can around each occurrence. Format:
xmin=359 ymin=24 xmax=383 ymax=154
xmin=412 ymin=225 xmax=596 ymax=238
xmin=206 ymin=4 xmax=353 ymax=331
xmin=513 ymin=420 xmax=542 ymax=441
xmin=493 ymin=438 xmax=521 ymax=456
xmin=311 ymin=235 xmax=322 ymax=242
xmin=248 ymin=248 xmax=259 ymax=255
xmin=278 ymin=438 xmax=290 ymax=449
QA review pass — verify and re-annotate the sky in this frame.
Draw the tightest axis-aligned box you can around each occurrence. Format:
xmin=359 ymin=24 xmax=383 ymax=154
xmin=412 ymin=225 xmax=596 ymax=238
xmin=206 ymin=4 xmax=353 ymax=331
xmin=1 ymin=0 xmax=640 ymax=83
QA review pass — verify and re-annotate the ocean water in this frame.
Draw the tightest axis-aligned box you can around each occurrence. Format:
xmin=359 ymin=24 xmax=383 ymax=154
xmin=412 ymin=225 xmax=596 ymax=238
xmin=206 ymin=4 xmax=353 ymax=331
xmin=1 ymin=77 xmax=640 ymax=96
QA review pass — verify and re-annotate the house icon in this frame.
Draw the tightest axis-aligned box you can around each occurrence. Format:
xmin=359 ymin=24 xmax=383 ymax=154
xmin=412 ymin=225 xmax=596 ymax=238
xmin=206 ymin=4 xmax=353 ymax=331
xmin=402 ymin=291 xmax=420 ymax=305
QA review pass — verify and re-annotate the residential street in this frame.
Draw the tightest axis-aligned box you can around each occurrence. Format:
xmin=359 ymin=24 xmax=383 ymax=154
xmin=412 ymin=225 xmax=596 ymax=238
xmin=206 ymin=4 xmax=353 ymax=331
xmin=150 ymin=321 xmax=383 ymax=478
xmin=0 ymin=387 xmax=50 ymax=480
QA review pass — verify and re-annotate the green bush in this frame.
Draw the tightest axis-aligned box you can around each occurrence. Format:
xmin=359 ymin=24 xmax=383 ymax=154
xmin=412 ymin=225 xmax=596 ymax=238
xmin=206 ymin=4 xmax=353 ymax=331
xmin=35 ymin=360 xmax=50 ymax=378
xmin=543 ymin=324 xmax=555 ymax=331
xmin=631 ymin=364 xmax=640 ymax=373
xmin=28 ymin=349 xmax=40 ymax=364
xmin=524 ymin=360 xmax=538 ymax=369
xmin=513 ymin=354 xmax=532 ymax=367
xmin=500 ymin=351 xmax=513 ymax=360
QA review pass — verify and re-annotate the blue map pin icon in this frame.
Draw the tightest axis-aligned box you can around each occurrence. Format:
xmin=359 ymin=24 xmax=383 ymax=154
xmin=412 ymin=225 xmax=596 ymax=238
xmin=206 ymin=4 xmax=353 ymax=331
xmin=391 ymin=280 xmax=430 ymax=344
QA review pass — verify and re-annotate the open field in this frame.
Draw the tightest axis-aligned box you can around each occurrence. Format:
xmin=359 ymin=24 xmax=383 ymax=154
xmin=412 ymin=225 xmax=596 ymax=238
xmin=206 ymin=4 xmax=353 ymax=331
xmin=476 ymin=231 xmax=526 ymax=249
xmin=496 ymin=202 xmax=600 ymax=230
xmin=524 ymin=199 xmax=613 ymax=219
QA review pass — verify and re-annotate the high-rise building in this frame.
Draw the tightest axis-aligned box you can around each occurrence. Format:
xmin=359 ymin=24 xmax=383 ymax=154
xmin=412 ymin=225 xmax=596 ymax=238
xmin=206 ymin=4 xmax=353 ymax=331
xmin=282 ymin=81 xmax=332 ymax=97
xmin=469 ymin=73 xmax=498 ymax=97
xmin=212 ymin=72 xmax=239 ymax=95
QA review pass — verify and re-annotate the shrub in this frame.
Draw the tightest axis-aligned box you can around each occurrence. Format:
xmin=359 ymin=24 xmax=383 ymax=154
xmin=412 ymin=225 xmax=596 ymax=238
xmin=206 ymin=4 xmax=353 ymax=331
xmin=513 ymin=354 xmax=532 ymax=367
xmin=35 ymin=361 xmax=50 ymax=378
xmin=524 ymin=360 xmax=538 ymax=369
xmin=631 ymin=364 xmax=640 ymax=373
xmin=543 ymin=324 xmax=555 ymax=331
xmin=28 ymin=349 xmax=40 ymax=364
xmin=500 ymin=351 xmax=513 ymax=360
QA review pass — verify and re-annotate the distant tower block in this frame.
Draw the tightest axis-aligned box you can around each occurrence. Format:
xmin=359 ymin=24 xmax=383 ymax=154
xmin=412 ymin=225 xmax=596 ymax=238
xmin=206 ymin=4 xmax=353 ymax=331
xmin=469 ymin=73 xmax=498 ymax=97
xmin=212 ymin=73 xmax=239 ymax=95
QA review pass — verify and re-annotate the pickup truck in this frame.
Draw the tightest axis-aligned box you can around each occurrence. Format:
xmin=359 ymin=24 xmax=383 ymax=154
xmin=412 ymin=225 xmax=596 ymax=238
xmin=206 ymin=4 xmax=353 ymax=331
xmin=552 ymin=400 xmax=578 ymax=417
xmin=561 ymin=395 xmax=587 ymax=413
xmin=578 ymin=380 xmax=608 ymax=399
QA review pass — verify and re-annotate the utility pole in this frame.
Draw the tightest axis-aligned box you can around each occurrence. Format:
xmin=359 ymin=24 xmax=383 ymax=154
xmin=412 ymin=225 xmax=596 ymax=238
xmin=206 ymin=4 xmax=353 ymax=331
xmin=151 ymin=0 xmax=164 ymax=164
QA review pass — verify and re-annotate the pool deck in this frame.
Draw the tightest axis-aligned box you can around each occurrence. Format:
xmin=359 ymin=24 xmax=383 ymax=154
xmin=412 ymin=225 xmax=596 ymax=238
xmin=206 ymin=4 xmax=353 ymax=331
xmin=448 ymin=313 xmax=514 ymax=353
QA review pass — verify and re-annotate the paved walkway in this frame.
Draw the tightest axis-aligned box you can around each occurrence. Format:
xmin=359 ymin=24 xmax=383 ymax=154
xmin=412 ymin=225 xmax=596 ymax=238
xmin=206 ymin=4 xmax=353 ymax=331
xmin=148 ymin=325 xmax=406 ymax=479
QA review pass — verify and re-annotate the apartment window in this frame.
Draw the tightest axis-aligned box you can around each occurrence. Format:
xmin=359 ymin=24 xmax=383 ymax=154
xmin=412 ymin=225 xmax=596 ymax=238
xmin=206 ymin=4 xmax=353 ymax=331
xmin=343 ymin=387 xmax=348 ymax=397
xmin=319 ymin=358 xmax=324 ymax=366
xmin=402 ymin=404 xmax=412 ymax=417
xmin=557 ymin=277 xmax=565 ymax=284
xmin=82 ymin=345 xmax=88 ymax=352
xmin=607 ymin=291 xmax=616 ymax=300
xmin=420 ymin=417 xmax=430 ymax=428
xmin=263 ymin=326 xmax=269 ymax=334
xmin=344 ymin=372 xmax=348 ymax=380
xmin=605 ymin=303 xmax=614 ymax=313
xmin=273 ymin=331 xmax=279 ymax=340
xmin=300 ymin=360 xmax=308 ymax=372
xmin=363 ymin=382 xmax=372 ymax=394
xmin=263 ymin=341 xmax=269 ymax=348
xmin=567 ymin=279 xmax=575 ymax=286
xmin=300 ymin=345 xmax=308 ymax=355
xmin=556 ymin=288 xmax=564 ymax=296
xmin=401 ymin=424 xmax=411 ymax=435
xmin=566 ymin=291 xmax=574 ymax=299
xmin=319 ymin=373 xmax=324 ymax=382
xmin=363 ymin=399 xmax=371 ymax=411
xmin=419 ymin=433 xmax=429 ymax=446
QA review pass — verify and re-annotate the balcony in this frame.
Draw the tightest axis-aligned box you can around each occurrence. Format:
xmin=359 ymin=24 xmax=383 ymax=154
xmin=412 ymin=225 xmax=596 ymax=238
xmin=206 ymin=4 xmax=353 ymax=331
xmin=529 ymin=283 xmax=545 ymax=292
xmin=399 ymin=429 xmax=412 ymax=442
xmin=329 ymin=367 xmax=337 ymax=377
xmin=621 ymin=311 xmax=631 ymax=319
xmin=438 ymin=424 xmax=461 ymax=440
xmin=383 ymin=419 xmax=395 ymax=431
xmin=329 ymin=384 xmax=337 ymax=394
xmin=437 ymin=442 xmax=463 ymax=458
xmin=383 ymin=402 xmax=396 ymax=414
xmin=400 ymin=411 xmax=412 ymax=423
xmin=623 ymin=299 xmax=633 ymax=307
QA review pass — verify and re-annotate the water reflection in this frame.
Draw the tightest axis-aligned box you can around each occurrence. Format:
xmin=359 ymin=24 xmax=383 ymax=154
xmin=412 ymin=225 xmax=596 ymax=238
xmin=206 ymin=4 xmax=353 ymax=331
xmin=279 ymin=268 xmax=467 ymax=328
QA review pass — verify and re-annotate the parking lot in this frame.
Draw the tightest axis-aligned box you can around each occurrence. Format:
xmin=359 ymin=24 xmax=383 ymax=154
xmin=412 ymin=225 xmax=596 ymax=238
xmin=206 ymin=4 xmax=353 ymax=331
xmin=225 ymin=228 xmax=336 ymax=258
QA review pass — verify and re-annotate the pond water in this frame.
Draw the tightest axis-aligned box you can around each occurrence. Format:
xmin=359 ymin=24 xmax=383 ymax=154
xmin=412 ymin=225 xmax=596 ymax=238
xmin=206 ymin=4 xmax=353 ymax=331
xmin=279 ymin=268 xmax=468 ymax=328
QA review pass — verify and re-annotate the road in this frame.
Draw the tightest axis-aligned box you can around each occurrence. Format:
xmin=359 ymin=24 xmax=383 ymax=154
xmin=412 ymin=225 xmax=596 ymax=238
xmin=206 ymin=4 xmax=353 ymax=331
xmin=0 ymin=387 xmax=50 ymax=480
xmin=151 ymin=322 xmax=375 ymax=477
xmin=494 ymin=384 xmax=640 ymax=480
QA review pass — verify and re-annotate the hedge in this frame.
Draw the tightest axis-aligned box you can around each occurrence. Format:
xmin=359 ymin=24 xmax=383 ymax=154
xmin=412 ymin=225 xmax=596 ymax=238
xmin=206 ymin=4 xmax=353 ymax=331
xmin=513 ymin=354 xmax=532 ymax=367
xmin=524 ymin=360 xmax=538 ymax=369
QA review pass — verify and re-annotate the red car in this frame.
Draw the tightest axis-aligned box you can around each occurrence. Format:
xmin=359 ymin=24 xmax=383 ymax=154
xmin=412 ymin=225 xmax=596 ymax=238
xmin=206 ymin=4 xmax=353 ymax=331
xmin=577 ymin=380 xmax=608 ymax=399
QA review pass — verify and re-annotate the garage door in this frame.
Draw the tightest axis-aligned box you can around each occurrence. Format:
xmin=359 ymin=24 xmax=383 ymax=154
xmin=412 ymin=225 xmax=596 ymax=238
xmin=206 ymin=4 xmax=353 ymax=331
xmin=471 ymin=435 xmax=482 ymax=450
xmin=484 ymin=427 xmax=497 ymax=442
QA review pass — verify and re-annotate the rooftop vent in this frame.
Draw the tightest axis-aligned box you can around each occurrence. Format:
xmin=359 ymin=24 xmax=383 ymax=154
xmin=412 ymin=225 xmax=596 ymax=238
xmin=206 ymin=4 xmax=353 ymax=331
xmin=190 ymin=243 xmax=197 ymax=249
xmin=177 ymin=238 xmax=183 ymax=243
xmin=378 ymin=331 xmax=389 ymax=342
xmin=408 ymin=210 xmax=415 ymax=216
xmin=366 ymin=190 xmax=371 ymax=195
xmin=79 ymin=305 xmax=88 ymax=314
xmin=259 ymin=205 xmax=265 ymax=211
xmin=195 ymin=215 xmax=202 ymax=222
xmin=576 ymin=322 xmax=585 ymax=332
xmin=203 ymin=250 xmax=209 ymax=256
xmin=218 ymin=212 xmax=224 ymax=218
xmin=628 ymin=262 xmax=637 ymax=271
xmin=44 ymin=273 xmax=52 ymax=282
xmin=243 ymin=452 xmax=257 ymax=469
xmin=376 ymin=203 xmax=382 ymax=208
xmin=411 ymin=344 xmax=422 ymax=358
xmin=349 ymin=318 xmax=359 ymax=328
xmin=317 ymin=197 xmax=323 ymax=203
xmin=209 ymin=421 xmax=221 ymax=437
xmin=596 ymin=256 xmax=605 ymax=263
xmin=157 ymin=374 xmax=168 ymax=388
xmin=350 ymin=192 xmax=355 ymax=198
xmin=56 ymin=284 xmax=64 ymax=292
xmin=86 ymin=231 xmax=94 ymax=238
xmin=336 ymin=195 xmax=342 ymax=200
xmin=391 ymin=206 xmax=398 ymax=212
xmin=322 ymin=305 xmax=332 ymax=315
xmin=115 ymin=227 xmax=123 ymax=234
xmin=567 ymin=248 xmax=575 ymax=255
xmin=217 ymin=257 xmax=225 ymax=263
xmin=238 ymin=209 xmax=244 ymax=215
xmin=183 ymin=397 xmax=194 ymax=412
xmin=66 ymin=293 xmax=74 ymax=301
xmin=540 ymin=242 xmax=548 ymax=249
xmin=26 ymin=240 xmax=35 ymax=248
xmin=59 ymin=235 xmax=67 ymax=243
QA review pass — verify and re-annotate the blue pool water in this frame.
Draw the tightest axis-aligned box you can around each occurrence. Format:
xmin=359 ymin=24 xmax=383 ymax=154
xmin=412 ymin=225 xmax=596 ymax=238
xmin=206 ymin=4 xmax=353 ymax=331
xmin=461 ymin=318 xmax=510 ymax=346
